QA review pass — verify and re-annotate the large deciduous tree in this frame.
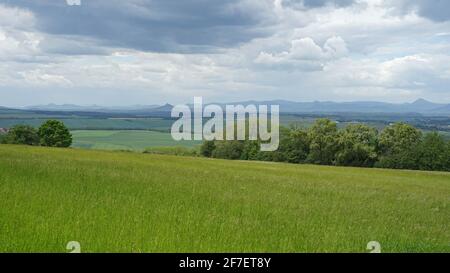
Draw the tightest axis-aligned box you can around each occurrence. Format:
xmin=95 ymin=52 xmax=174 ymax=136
xmin=377 ymin=123 xmax=422 ymax=169
xmin=38 ymin=120 xmax=72 ymax=148
xmin=336 ymin=124 xmax=378 ymax=167
xmin=307 ymin=119 xmax=338 ymax=165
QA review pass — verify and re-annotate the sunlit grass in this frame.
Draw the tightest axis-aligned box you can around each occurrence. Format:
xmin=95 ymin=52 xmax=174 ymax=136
xmin=0 ymin=144 xmax=448 ymax=253
xmin=71 ymin=130 xmax=199 ymax=151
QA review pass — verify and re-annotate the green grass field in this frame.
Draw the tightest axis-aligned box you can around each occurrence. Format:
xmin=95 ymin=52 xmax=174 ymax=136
xmin=0 ymin=117 xmax=174 ymax=131
xmin=0 ymin=145 xmax=449 ymax=253
xmin=71 ymin=130 xmax=199 ymax=151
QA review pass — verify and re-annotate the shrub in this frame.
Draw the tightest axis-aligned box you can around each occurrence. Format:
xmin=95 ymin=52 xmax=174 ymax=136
xmin=212 ymin=141 xmax=245 ymax=160
xmin=2 ymin=125 xmax=39 ymax=146
xmin=200 ymin=141 xmax=216 ymax=157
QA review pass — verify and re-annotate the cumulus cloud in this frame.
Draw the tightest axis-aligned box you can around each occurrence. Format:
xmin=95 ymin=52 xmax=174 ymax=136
xmin=0 ymin=0 xmax=449 ymax=105
xmin=379 ymin=54 xmax=450 ymax=92
xmin=254 ymin=36 xmax=347 ymax=70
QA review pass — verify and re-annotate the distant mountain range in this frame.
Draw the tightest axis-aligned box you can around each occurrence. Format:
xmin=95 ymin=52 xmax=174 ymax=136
xmin=8 ymin=99 xmax=450 ymax=115
xmin=23 ymin=103 xmax=161 ymax=112
xmin=217 ymin=98 xmax=450 ymax=114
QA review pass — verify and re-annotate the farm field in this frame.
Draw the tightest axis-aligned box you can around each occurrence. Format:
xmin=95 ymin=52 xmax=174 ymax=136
xmin=0 ymin=144 xmax=448 ymax=253
xmin=71 ymin=130 xmax=199 ymax=151
xmin=0 ymin=117 xmax=174 ymax=131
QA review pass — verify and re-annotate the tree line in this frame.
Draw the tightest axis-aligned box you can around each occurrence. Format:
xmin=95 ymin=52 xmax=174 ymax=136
xmin=0 ymin=120 xmax=72 ymax=148
xmin=200 ymin=119 xmax=450 ymax=172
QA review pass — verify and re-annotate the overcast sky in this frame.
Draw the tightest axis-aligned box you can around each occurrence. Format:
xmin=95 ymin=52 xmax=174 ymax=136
xmin=1 ymin=0 xmax=450 ymax=107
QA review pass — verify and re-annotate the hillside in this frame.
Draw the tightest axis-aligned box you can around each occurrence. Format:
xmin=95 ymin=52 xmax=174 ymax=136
xmin=0 ymin=145 xmax=448 ymax=253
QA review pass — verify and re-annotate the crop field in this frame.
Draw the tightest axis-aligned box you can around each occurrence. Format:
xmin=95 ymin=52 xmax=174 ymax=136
xmin=71 ymin=130 xmax=199 ymax=151
xmin=0 ymin=117 xmax=174 ymax=131
xmin=0 ymin=145 xmax=448 ymax=253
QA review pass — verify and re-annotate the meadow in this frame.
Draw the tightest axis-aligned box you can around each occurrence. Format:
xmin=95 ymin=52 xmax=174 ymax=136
xmin=0 ymin=144 xmax=448 ymax=253
xmin=71 ymin=130 xmax=199 ymax=151
xmin=0 ymin=117 xmax=174 ymax=131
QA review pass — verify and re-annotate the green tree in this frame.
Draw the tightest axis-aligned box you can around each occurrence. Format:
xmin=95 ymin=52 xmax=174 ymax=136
xmin=0 ymin=133 xmax=6 ymax=144
xmin=242 ymin=127 xmax=309 ymax=163
xmin=200 ymin=140 xmax=216 ymax=157
xmin=241 ymin=140 xmax=261 ymax=161
xmin=2 ymin=125 xmax=39 ymax=145
xmin=447 ymin=141 xmax=450 ymax=171
xmin=415 ymin=132 xmax=449 ymax=171
xmin=307 ymin=119 xmax=338 ymax=165
xmin=377 ymin=123 xmax=422 ymax=169
xmin=336 ymin=124 xmax=378 ymax=167
xmin=287 ymin=128 xmax=310 ymax=163
xmin=256 ymin=127 xmax=291 ymax=163
xmin=211 ymin=141 xmax=245 ymax=160
xmin=273 ymin=127 xmax=310 ymax=163
xmin=38 ymin=120 xmax=72 ymax=147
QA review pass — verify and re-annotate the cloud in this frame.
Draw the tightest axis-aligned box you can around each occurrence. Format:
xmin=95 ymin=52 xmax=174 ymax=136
xmin=7 ymin=0 xmax=276 ymax=53
xmin=317 ymin=53 xmax=450 ymax=96
xmin=18 ymin=69 xmax=73 ymax=87
xmin=283 ymin=0 xmax=355 ymax=9
xmin=0 ymin=0 xmax=450 ymax=105
xmin=379 ymin=54 xmax=450 ymax=92
xmin=254 ymin=36 xmax=347 ymax=70
xmin=387 ymin=0 xmax=450 ymax=22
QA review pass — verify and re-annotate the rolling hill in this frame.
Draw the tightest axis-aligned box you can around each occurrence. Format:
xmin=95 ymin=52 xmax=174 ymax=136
xmin=0 ymin=145 xmax=448 ymax=253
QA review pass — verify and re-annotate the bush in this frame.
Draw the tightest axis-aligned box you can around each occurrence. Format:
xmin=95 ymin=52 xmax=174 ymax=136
xmin=212 ymin=141 xmax=245 ymax=160
xmin=200 ymin=141 xmax=216 ymax=157
xmin=2 ymin=125 xmax=39 ymax=146
xmin=38 ymin=120 xmax=72 ymax=147
xmin=241 ymin=141 xmax=261 ymax=161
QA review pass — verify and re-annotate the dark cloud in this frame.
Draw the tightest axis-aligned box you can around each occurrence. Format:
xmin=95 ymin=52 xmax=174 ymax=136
xmin=283 ymin=0 xmax=354 ymax=9
xmin=6 ymin=0 xmax=274 ymax=53
xmin=302 ymin=0 xmax=354 ymax=8
xmin=390 ymin=0 xmax=450 ymax=22
xmin=413 ymin=0 xmax=450 ymax=22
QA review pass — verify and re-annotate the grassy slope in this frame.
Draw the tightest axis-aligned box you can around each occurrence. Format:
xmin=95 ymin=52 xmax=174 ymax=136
xmin=71 ymin=130 xmax=200 ymax=151
xmin=0 ymin=145 xmax=448 ymax=253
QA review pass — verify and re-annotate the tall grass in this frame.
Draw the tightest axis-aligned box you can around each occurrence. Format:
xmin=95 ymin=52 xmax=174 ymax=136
xmin=0 ymin=144 xmax=448 ymax=253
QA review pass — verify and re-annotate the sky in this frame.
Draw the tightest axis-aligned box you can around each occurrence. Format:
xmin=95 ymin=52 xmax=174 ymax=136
xmin=0 ymin=0 xmax=450 ymax=107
